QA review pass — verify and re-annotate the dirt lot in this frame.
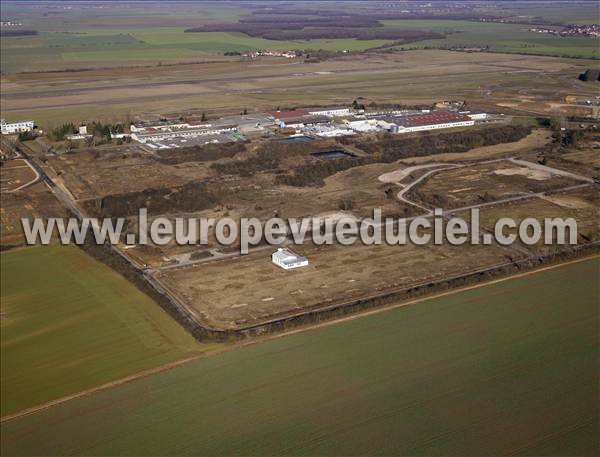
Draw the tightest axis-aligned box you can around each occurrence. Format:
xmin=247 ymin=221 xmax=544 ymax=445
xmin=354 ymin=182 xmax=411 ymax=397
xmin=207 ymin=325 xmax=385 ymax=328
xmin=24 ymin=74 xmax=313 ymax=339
xmin=401 ymin=129 xmax=552 ymax=164
xmin=115 ymin=161 xmax=420 ymax=268
xmin=46 ymin=149 xmax=213 ymax=200
xmin=455 ymin=185 xmax=599 ymax=255
xmin=560 ymin=142 xmax=600 ymax=170
xmin=13 ymin=119 xmax=596 ymax=331
xmin=0 ymin=181 xmax=65 ymax=248
xmin=158 ymin=239 xmax=520 ymax=330
xmin=155 ymin=162 xmax=596 ymax=329
xmin=45 ymin=131 xmax=591 ymax=270
xmin=410 ymin=159 xmax=582 ymax=209
xmin=0 ymin=159 xmax=37 ymax=193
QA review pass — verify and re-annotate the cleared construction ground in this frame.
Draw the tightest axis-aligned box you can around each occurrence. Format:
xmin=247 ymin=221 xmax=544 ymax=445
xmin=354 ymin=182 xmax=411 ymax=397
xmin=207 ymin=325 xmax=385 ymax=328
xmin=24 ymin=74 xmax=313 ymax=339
xmin=156 ymin=153 xmax=596 ymax=330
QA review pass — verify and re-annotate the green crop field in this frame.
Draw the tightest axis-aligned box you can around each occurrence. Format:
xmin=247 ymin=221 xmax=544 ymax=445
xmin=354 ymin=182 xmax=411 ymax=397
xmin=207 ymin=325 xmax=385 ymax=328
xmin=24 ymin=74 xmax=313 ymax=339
xmin=0 ymin=0 xmax=392 ymax=74
xmin=492 ymin=2 xmax=600 ymax=24
xmin=382 ymin=20 xmax=599 ymax=59
xmin=58 ymin=30 xmax=389 ymax=64
xmin=0 ymin=245 xmax=214 ymax=418
xmin=3 ymin=1 xmax=597 ymax=73
xmin=0 ymin=26 xmax=389 ymax=72
xmin=2 ymin=258 xmax=598 ymax=456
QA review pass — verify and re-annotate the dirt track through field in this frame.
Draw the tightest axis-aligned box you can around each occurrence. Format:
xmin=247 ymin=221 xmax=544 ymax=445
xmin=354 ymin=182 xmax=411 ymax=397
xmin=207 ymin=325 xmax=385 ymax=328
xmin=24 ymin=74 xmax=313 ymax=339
xmin=2 ymin=255 xmax=597 ymax=424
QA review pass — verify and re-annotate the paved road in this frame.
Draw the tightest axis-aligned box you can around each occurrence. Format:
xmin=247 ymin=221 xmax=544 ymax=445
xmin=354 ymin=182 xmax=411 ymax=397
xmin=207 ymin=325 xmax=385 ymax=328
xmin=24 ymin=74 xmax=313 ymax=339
xmin=395 ymin=164 xmax=459 ymax=214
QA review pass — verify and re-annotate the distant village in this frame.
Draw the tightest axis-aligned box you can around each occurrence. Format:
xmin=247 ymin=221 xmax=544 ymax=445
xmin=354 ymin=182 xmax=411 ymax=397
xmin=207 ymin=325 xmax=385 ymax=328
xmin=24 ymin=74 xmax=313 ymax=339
xmin=0 ymin=20 xmax=23 ymax=27
xmin=528 ymin=24 xmax=600 ymax=38
xmin=242 ymin=50 xmax=298 ymax=59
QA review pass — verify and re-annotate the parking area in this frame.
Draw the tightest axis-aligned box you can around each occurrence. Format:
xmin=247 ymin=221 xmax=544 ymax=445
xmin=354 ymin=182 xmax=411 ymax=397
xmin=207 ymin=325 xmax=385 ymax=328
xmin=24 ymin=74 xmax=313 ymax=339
xmin=142 ymin=132 xmax=241 ymax=150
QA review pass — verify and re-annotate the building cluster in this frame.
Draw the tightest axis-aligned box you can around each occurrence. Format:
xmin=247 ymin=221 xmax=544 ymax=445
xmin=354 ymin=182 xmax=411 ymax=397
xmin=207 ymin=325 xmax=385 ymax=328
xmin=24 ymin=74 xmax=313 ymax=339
xmin=269 ymin=107 xmax=485 ymax=137
xmin=130 ymin=120 xmax=236 ymax=146
xmin=125 ymin=106 xmax=487 ymax=149
xmin=129 ymin=113 xmax=274 ymax=149
xmin=0 ymin=105 xmax=486 ymax=146
xmin=559 ymin=24 xmax=600 ymax=38
xmin=528 ymin=24 xmax=600 ymax=38
xmin=242 ymin=50 xmax=298 ymax=59
xmin=1 ymin=119 xmax=34 ymax=135
xmin=66 ymin=125 xmax=91 ymax=140
xmin=65 ymin=125 xmax=130 ymax=141
xmin=528 ymin=27 xmax=560 ymax=35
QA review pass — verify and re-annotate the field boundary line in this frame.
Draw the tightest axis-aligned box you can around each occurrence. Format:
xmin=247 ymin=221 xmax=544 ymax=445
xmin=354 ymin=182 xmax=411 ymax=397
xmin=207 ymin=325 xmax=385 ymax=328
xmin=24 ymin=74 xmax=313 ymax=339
xmin=2 ymin=254 xmax=598 ymax=424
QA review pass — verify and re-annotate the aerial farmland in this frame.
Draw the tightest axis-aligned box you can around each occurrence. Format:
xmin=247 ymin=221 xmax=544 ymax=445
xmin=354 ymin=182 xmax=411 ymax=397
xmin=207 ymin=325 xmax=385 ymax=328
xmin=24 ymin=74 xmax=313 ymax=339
xmin=1 ymin=258 xmax=598 ymax=455
xmin=0 ymin=1 xmax=598 ymax=455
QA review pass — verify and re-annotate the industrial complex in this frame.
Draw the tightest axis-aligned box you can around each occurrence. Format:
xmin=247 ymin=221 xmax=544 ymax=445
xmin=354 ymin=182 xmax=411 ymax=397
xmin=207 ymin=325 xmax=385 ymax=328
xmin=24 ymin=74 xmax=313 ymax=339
xmin=1 ymin=106 xmax=488 ymax=150
xmin=120 ymin=107 xmax=488 ymax=149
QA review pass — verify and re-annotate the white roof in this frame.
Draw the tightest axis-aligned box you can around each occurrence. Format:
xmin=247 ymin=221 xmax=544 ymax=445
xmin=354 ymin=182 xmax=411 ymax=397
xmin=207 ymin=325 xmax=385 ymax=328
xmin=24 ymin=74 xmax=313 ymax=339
xmin=306 ymin=106 xmax=348 ymax=111
xmin=272 ymin=248 xmax=307 ymax=265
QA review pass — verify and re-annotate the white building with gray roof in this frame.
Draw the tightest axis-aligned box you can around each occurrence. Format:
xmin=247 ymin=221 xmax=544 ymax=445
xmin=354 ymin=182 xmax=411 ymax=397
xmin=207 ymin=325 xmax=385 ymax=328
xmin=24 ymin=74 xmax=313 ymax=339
xmin=272 ymin=248 xmax=309 ymax=270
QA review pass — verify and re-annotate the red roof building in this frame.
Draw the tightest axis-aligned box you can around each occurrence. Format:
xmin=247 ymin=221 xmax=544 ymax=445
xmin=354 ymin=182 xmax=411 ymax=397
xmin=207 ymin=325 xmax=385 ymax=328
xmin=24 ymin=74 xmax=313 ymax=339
xmin=269 ymin=109 xmax=310 ymax=120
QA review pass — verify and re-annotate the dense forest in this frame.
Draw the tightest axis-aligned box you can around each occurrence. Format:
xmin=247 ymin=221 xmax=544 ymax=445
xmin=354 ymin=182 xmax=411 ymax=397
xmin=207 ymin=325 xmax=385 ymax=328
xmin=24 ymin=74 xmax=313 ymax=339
xmin=186 ymin=13 xmax=444 ymax=42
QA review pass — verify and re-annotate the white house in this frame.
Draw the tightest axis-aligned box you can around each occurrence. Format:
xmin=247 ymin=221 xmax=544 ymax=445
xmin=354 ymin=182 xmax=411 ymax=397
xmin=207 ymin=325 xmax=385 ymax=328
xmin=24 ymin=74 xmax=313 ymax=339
xmin=1 ymin=119 xmax=34 ymax=135
xmin=272 ymin=248 xmax=309 ymax=270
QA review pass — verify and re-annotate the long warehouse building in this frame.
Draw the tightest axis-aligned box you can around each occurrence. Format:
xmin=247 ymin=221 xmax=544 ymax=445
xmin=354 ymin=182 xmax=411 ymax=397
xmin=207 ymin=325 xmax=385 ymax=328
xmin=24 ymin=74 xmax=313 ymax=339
xmin=394 ymin=111 xmax=474 ymax=133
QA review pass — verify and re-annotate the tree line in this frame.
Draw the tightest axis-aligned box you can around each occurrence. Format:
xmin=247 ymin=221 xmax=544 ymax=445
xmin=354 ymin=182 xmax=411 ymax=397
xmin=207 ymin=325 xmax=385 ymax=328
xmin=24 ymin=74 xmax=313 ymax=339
xmin=275 ymin=125 xmax=532 ymax=187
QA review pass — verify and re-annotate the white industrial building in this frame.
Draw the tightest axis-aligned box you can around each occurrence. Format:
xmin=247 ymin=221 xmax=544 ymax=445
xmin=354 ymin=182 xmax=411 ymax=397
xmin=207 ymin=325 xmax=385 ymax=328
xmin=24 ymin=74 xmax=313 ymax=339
xmin=304 ymin=124 xmax=356 ymax=138
xmin=130 ymin=123 xmax=236 ymax=144
xmin=130 ymin=122 xmax=192 ymax=133
xmin=269 ymin=109 xmax=310 ymax=123
xmin=393 ymin=111 xmax=475 ymax=133
xmin=462 ymin=111 xmax=488 ymax=121
xmin=347 ymin=119 xmax=381 ymax=133
xmin=1 ymin=119 xmax=34 ymax=135
xmin=307 ymin=107 xmax=352 ymax=117
xmin=281 ymin=121 xmax=305 ymax=130
xmin=272 ymin=248 xmax=309 ymax=270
